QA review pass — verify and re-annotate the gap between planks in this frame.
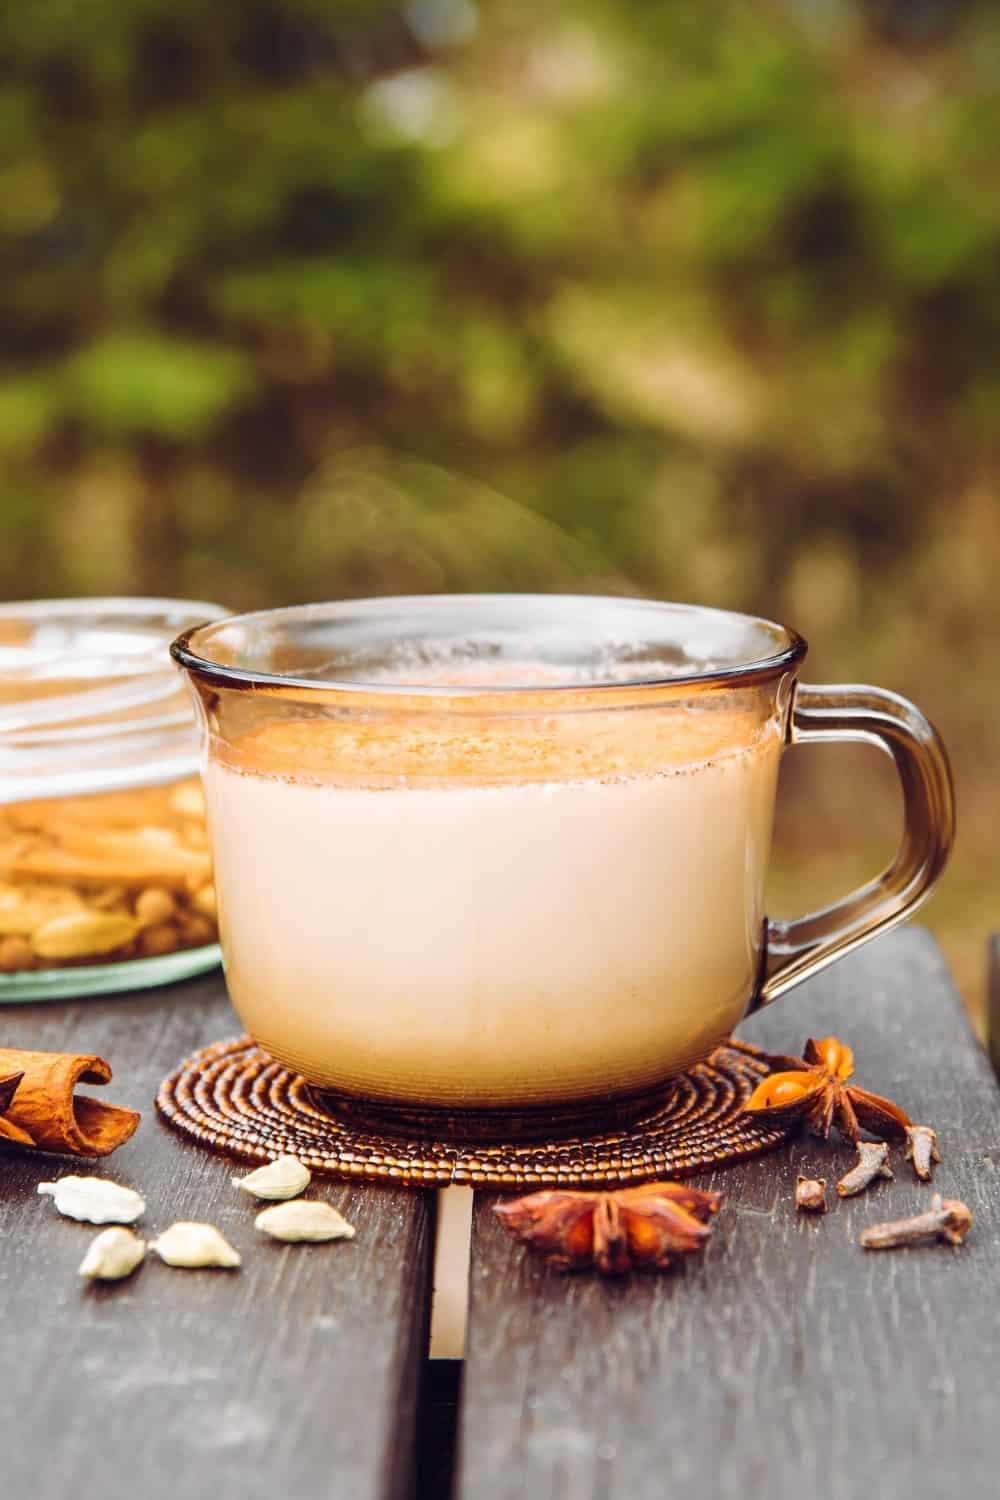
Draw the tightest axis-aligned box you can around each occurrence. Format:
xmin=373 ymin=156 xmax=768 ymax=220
xmin=429 ymin=1185 xmax=474 ymax=1359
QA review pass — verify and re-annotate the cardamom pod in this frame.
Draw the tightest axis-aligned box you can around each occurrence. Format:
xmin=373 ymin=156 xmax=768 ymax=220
xmin=233 ymin=1154 xmax=311 ymax=1202
xmin=38 ymin=1175 xmax=145 ymax=1225
xmin=151 ymin=1221 xmax=241 ymax=1269
xmin=79 ymin=1227 xmax=147 ymax=1282
xmin=255 ymin=1200 xmax=356 ymax=1243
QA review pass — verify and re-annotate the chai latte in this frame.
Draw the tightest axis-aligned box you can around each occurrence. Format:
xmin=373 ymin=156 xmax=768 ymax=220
xmin=204 ymin=702 xmax=782 ymax=1105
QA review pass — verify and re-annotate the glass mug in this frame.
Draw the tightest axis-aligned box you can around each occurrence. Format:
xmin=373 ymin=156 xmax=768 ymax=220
xmin=172 ymin=596 xmax=953 ymax=1138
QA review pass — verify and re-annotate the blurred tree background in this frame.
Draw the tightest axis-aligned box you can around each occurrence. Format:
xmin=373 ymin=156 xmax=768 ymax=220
xmin=2 ymin=0 xmax=998 ymax=1013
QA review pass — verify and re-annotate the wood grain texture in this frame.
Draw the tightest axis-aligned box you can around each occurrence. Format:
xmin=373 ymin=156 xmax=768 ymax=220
xmin=0 ymin=973 xmax=434 ymax=1500
xmin=988 ymin=934 xmax=1000 ymax=1080
xmin=458 ymin=928 xmax=1000 ymax=1500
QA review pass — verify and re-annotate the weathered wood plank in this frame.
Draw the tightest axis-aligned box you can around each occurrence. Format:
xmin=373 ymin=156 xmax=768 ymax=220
xmin=987 ymin=934 xmax=1000 ymax=1080
xmin=458 ymin=928 xmax=1000 ymax=1500
xmin=0 ymin=972 xmax=434 ymax=1500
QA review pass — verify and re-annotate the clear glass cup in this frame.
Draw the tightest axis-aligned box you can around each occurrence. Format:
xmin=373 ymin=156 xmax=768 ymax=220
xmin=173 ymin=595 xmax=954 ymax=1137
xmin=0 ymin=597 xmax=226 ymax=1002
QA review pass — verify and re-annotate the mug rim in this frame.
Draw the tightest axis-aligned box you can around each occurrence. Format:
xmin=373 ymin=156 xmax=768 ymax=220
xmin=170 ymin=593 xmax=808 ymax=698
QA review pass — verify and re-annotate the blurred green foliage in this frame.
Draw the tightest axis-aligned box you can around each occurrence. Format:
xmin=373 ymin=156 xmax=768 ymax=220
xmin=2 ymin=0 xmax=999 ymax=1003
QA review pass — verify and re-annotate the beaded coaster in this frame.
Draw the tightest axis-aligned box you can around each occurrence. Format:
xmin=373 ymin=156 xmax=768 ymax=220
xmin=157 ymin=1035 xmax=794 ymax=1189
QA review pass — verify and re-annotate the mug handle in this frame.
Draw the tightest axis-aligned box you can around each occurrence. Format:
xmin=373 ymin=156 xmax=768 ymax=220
xmin=756 ymin=682 xmax=955 ymax=1007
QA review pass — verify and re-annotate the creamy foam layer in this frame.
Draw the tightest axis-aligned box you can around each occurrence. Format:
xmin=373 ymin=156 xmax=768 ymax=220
xmin=205 ymin=710 xmax=782 ymax=1105
xmin=218 ymin=701 xmax=775 ymax=786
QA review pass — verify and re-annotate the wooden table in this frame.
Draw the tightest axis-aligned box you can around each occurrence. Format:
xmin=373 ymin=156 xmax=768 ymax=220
xmin=2 ymin=928 xmax=998 ymax=1500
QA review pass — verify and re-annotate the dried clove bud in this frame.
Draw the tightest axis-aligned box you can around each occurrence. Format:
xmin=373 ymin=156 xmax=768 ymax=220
xmin=78 ymin=1227 xmax=147 ymax=1282
xmin=836 ymin=1141 xmax=893 ymax=1198
xmin=38 ymin=1176 xmax=145 ymax=1225
xmin=904 ymin=1125 xmax=940 ymax=1183
xmin=151 ymin=1222 xmax=241 ymax=1269
xmin=254 ymin=1200 xmax=356 ymax=1243
xmin=233 ymin=1154 xmax=311 ymax=1202
xmin=860 ymin=1194 xmax=972 ymax=1251
xmin=795 ymin=1175 xmax=828 ymax=1214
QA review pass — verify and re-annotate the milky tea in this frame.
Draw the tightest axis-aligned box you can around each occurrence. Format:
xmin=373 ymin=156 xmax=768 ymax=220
xmin=205 ymin=697 xmax=782 ymax=1108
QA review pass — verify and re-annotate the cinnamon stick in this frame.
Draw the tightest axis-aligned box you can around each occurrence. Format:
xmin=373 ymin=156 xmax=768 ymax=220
xmin=0 ymin=1048 xmax=140 ymax=1156
xmin=0 ymin=1068 xmax=23 ymax=1117
xmin=0 ymin=1067 xmax=33 ymax=1146
xmin=0 ymin=1116 xmax=36 ymax=1147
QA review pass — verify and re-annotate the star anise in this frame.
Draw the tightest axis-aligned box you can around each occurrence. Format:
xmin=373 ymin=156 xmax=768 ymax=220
xmin=744 ymin=1035 xmax=911 ymax=1143
xmin=493 ymin=1181 xmax=722 ymax=1275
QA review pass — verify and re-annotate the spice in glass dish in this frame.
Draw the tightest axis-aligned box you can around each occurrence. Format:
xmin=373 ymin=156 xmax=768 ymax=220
xmin=0 ymin=598 xmax=225 ymax=1000
xmin=0 ymin=779 xmax=217 ymax=972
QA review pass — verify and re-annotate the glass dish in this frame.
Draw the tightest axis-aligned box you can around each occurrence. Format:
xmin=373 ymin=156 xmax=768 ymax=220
xmin=0 ymin=943 xmax=221 ymax=1004
xmin=0 ymin=597 xmax=226 ymax=1003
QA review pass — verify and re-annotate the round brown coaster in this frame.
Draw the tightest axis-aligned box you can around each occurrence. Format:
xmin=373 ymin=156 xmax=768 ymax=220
xmin=156 ymin=1035 xmax=794 ymax=1189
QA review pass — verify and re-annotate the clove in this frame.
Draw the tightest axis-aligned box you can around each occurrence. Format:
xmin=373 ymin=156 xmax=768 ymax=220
xmin=860 ymin=1194 xmax=972 ymax=1250
xmin=836 ymin=1140 xmax=893 ymax=1198
xmin=795 ymin=1176 xmax=828 ymax=1214
xmin=904 ymin=1125 xmax=940 ymax=1183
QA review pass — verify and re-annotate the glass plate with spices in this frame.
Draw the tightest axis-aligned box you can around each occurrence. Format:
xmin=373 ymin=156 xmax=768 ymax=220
xmin=0 ymin=597 xmax=226 ymax=1002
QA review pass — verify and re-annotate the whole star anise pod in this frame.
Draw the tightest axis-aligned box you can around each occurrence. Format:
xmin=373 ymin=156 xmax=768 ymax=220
xmin=493 ymin=1181 xmax=722 ymax=1275
xmin=745 ymin=1035 xmax=911 ymax=1143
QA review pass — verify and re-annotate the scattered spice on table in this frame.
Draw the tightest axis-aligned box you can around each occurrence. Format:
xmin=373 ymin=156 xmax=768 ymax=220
xmin=38 ymin=1175 xmax=145 ymax=1224
xmin=255 ymin=1200 xmax=355 ymax=1243
xmin=493 ymin=1181 xmax=722 ymax=1275
xmin=0 ymin=1047 xmax=139 ymax=1156
xmin=795 ymin=1175 xmax=828 ymax=1213
xmin=233 ymin=1154 xmax=311 ymax=1201
xmin=836 ymin=1140 xmax=893 ymax=1198
xmin=0 ymin=1066 xmax=23 ymax=1118
xmin=745 ymin=1035 xmax=911 ymax=1142
xmin=860 ymin=1195 xmax=972 ymax=1250
xmin=79 ymin=1227 xmax=147 ymax=1282
xmin=905 ymin=1124 xmax=941 ymax=1182
xmin=150 ymin=1222 xmax=242 ymax=1269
